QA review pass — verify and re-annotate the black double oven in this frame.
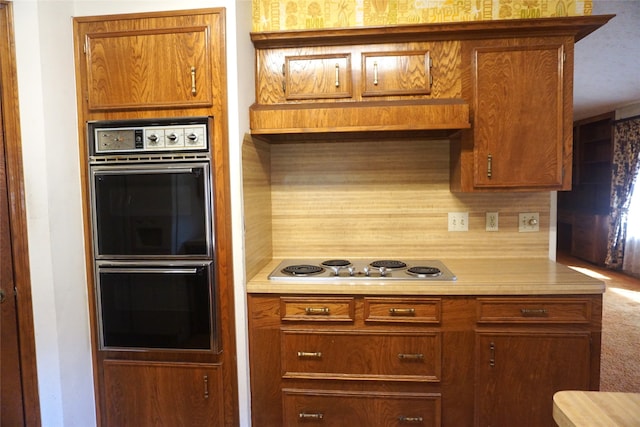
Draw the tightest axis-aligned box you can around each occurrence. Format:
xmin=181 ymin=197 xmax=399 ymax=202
xmin=87 ymin=117 xmax=218 ymax=354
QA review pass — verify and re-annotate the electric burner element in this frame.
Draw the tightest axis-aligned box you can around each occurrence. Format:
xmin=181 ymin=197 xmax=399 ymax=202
xmin=370 ymin=260 xmax=407 ymax=269
xmin=322 ymin=259 xmax=351 ymax=267
xmin=269 ymin=259 xmax=456 ymax=281
xmin=281 ymin=265 xmax=325 ymax=276
xmin=407 ymin=266 xmax=442 ymax=277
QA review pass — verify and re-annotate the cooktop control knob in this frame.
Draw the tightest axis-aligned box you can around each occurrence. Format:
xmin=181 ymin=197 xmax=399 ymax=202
xmin=167 ymin=132 xmax=179 ymax=143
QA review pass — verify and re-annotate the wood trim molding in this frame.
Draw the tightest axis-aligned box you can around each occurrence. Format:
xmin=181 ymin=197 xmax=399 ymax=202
xmin=0 ymin=2 xmax=42 ymax=425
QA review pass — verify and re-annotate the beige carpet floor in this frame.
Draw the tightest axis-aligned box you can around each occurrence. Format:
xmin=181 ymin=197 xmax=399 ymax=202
xmin=557 ymin=252 xmax=640 ymax=392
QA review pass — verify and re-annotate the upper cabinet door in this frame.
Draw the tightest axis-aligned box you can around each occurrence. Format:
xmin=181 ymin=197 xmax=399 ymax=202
xmin=471 ymin=38 xmax=568 ymax=189
xmin=78 ymin=12 xmax=221 ymax=111
xmin=284 ymin=53 xmax=352 ymax=100
xmin=361 ymin=50 xmax=432 ymax=97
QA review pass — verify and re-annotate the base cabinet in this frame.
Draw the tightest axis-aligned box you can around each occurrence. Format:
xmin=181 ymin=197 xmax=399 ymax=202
xmin=248 ymin=294 xmax=601 ymax=427
xmin=102 ymin=360 xmax=224 ymax=427
xmin=475 ymin=333 xmax=591 ymax=427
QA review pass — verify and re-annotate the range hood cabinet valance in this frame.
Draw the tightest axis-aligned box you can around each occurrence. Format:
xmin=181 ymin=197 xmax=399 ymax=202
xmin=249 ymin=15 xmax=612 ymax=142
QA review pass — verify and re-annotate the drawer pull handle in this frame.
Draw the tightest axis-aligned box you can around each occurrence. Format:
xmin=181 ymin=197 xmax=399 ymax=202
xmin=398 ymin=353 xmax=424 ymax=360
xmin=487 ymin=154 xmax=493 ymax=178
xmin=398 ymin=416 xmax=424 ymax=423
xmin=389 ymin=308 xmax=415 ymax=316
xmin=490 ymin=341 xmax=495 ymax=368
xmin=305 ymin=307 xmax=330 ymax=315
xmin=299 ymin=412 xmax=324 ymax=420
xmin=335 ymin=63 xmax=340 ymax=87
xmin=520 ymin=308 xmax=548 ymax=317
xmin=297 ymin=351 xmax=322 ymax=359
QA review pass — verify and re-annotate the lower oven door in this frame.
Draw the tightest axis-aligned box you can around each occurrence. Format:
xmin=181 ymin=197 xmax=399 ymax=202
xmin=96 ymin=261 xmax=217 ymax=352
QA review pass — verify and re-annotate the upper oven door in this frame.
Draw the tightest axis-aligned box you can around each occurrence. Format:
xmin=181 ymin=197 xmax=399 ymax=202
xmin=90 ymin=162 xmax=213 ymax=259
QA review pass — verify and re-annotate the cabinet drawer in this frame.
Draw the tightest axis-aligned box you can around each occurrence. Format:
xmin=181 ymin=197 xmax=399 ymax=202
xmin=364 ymin=297 xmax=441 ymax=324
xmin=283 ymin=389 xmax=441 ymax=427
xmin=476 ymin=298 xmax=591 ymax=324
xmin=282 ymin=330 xmax=441 ymax=381
xmin=280 ymin=297 xmax=355 ymax=322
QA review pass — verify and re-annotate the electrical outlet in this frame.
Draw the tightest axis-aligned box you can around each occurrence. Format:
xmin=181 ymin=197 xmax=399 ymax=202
xmin=519 ymin=212 xmax=540 ymax=232
xmin=486 ymin=212 xmax=499 ymax=231
xmin=448 ymin=212 xmax=469 ymax=232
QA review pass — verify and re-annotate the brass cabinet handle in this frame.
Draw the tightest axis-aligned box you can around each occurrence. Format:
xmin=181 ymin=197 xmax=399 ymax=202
xmin=487 ymin=154 xmax=493 ymax=178
xmin=299 ymin=412 xmax=324 ymax=420
xmin=203 ymin=375 xmax=209 ymax=399
xmin=398 ymin=416 xmax=424 ymax=423
xmin=489 ymin=341 xmax=495 ymax=367
xmin=305 ymin=307 xmax=330 ymax=315
xmin=282 ymin=63 xmax=286 ymax=93
xmin=297 ymin=351 xmax=322 ymax=358
xmin=389 ymin=308 xmax=415 ymax=316
xmin=398 ymin=353 xmax=424 ymax=360
xmin=190 ymin=66 xmax=197 ymax=95
xmin=373 ymin=61 xmax=379 ymax=85
xmin=335 ymin=63 xmax=340 ymax=87
xmin=520 ymin=308 xmax=548 ymax=317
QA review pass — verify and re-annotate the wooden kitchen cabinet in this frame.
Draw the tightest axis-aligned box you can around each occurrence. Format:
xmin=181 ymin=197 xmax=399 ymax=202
xmin=451 ymin=36 xmax=573 ymax=192
xmin=73 ymin=8 xmax=239 ymax=427
xmin=75 ymin=9 xmax=224 ymax=111
xmin=248 ymin=294 xmax=600 ymax=427
xmin=102 ymin=360 xmax=224 ymax=427
xmin=475 ymin=297 xmax=599 ymax=427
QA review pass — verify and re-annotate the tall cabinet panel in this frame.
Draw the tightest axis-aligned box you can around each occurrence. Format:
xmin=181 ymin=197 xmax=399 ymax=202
xmin=73 ymin=8 xmax=238 ymax=427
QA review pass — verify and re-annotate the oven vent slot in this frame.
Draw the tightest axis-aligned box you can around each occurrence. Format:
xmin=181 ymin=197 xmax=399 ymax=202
xmin=89 ymin=153 xmax=210 ymax=164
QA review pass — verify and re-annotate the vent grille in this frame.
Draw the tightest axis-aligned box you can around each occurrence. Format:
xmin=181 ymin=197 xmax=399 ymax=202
xmin=89 ymin=153 xmax=210 ymax=164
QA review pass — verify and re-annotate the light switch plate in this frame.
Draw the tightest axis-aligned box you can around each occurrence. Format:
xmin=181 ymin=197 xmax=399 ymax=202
xmin=448 ymin=212 xmax=469 ymax=232
xmin=519 ymin=212 xmax=539 ymax=232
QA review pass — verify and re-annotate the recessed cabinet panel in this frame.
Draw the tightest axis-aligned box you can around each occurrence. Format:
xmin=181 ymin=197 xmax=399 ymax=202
xmin=85 ymin=26 xmax=213 ymax=110
xmin=475 ymin=333 xmax=591 ymax=427
xmin=362 ymin=51 xmax=431 ymax=97
xmin=284 ymin=54 xmax=352 ymax=100
xmin=472 ymin=41 xmax=565 ymax=188
xmin=103 ymin=361 xmax=224 ymax=427
xmin=283 ymin=389 xmax=441 ymax=427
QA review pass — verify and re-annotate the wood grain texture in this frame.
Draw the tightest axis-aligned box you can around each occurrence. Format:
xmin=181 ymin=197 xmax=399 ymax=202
xmin=242 ymin=135 xmax=273 ymax=279
xmin=261 ymin=139 xmax=551 ymax=259
xmin=553 ymin=391 xmax=640 ymax=427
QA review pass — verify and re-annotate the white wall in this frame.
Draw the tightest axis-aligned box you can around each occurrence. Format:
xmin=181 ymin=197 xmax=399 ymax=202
xmin=12 ymin=0 xmax=253 ymax=426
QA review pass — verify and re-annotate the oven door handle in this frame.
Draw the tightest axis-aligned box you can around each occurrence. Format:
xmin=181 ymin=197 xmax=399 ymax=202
xmin=94 ymin=167 xmax=199 ymax=176
xmin=99 ymin=267 xmax=200 ymax=274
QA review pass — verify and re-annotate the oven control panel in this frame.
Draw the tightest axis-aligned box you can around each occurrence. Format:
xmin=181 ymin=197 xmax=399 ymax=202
xmin=90 ymin=118 xmax=209 ymax=155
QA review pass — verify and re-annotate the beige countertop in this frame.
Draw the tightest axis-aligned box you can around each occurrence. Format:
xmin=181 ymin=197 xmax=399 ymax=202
xmin=553 ymin=391 xmax=640 ymax=427
xmin=246 ymin=258 xmax=606 ymax=295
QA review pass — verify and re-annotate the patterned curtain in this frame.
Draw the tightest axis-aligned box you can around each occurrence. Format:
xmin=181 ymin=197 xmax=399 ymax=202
xmin=605 ymin=116 xmax=640 ymax=269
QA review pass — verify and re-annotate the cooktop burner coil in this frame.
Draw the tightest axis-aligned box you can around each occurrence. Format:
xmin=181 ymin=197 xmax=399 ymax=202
xmin=322 ymin=259 xmax=351 ymax=267
xmin=370 ymin=260 xmax=407 ymax=269
xmin=407 ymin=266 xmax=442 ymax=277
xmin=281 ymin=265 xmax=325 ymax=276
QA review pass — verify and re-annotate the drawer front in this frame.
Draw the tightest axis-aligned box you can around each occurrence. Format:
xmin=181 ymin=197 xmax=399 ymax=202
xmin=281 ymin=297 xmax=355 ymax=322
xmin=364 ymin=297 xmax=441 ymax=324
xmin=283 ymin=389 xmax=441 ymax=427
xmin=477 ymin=298 xmax=591 ymax=324
xmin=282 ymin=330 xmax=441 ymax=381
